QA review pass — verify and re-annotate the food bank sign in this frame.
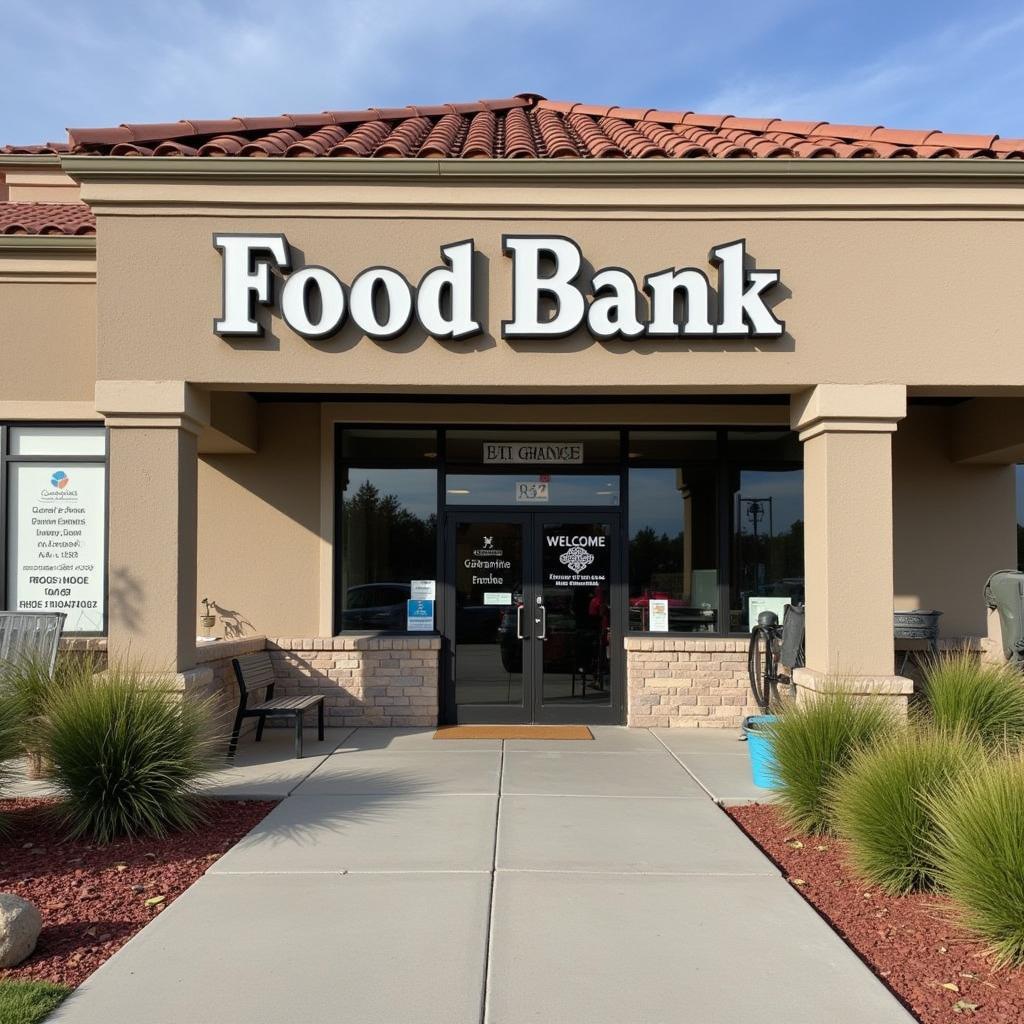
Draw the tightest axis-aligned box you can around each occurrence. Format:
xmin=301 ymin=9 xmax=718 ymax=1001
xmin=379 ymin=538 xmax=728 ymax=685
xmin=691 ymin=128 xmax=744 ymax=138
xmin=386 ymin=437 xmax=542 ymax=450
xmin=213 ymin=234 xmax=784 ymax=342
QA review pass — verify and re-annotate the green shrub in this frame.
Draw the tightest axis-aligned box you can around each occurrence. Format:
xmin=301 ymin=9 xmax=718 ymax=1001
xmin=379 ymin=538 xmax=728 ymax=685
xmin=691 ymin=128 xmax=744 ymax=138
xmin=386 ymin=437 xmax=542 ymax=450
xmin=919 ymin=651 xmax=1024 ymax=747
xmin=766 ymin=689 xmax=897 ymax=834
xmin=0 ymin=980 xmax=72 ymax=1024
xmin=0 ymin=690 xmax=22 ymax=834
xmin=831 ymin=728 xmax=983 ymax=894
xmin=928 ymin=752 xmax=1024 ymax=967
xmin=0 ymin=652 xmax=98 ymax=760
xmin=41 ymin=665 xmax=221 ymax=843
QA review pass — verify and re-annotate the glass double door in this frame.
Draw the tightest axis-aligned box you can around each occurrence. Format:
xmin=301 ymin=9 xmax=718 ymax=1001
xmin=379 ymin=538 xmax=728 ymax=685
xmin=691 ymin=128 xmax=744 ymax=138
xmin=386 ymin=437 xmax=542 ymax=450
xmin=446 ymin=512 xmax=621 ymax=724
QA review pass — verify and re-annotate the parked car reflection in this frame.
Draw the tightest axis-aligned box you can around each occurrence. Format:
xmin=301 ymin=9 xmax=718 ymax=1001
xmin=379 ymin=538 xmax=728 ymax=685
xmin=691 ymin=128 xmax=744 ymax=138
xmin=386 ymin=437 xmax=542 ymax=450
xmin=342 ymin=583 xmax=410 ymax=631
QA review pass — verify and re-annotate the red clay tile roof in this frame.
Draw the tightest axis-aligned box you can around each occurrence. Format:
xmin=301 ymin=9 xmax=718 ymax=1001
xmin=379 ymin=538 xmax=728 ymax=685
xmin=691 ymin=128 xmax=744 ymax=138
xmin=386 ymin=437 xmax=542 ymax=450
xmin=0 ymin=202 xmax=95 ymax=236
xmin=4 ymin=95 xmax=1022 ymax=160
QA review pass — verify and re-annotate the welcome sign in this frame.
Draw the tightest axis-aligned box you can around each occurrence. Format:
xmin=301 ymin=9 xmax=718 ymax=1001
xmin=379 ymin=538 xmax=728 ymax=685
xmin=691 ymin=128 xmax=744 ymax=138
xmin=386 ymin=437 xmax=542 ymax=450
xmin=213 ymin=235 xmax=785 ymax=342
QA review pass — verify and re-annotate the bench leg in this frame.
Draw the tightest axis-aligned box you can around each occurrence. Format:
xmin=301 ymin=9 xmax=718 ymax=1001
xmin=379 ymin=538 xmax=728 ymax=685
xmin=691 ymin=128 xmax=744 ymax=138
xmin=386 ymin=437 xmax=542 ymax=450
xmin=295 ymin=711 xmax=304 ymax=759
xmin=318 ymin=700 xmax=325 ymax=742
xmin=227 ymin=709 xmax=245 ymax=760
xmin=255 ymin=714 xmax=267 ymax=743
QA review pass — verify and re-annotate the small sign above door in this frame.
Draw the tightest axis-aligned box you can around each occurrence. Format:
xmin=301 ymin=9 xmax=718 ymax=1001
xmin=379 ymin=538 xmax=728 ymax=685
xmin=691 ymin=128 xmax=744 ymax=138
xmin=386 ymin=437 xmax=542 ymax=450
xmin=515 ymin=481 xmax=549 ymax=503
xmin=483 ymin=442 xmax=584 ymax=465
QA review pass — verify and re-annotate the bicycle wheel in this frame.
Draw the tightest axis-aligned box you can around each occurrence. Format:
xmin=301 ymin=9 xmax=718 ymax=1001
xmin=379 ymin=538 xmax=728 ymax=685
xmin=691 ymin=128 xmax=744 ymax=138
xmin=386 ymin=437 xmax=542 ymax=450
xmin=747 ymin=626 xmax=774 ymax=713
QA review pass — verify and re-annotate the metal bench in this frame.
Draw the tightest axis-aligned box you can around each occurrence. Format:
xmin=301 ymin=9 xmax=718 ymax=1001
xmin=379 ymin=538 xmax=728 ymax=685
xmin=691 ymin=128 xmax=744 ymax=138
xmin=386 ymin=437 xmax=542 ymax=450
xmin=228 ymin=652 xmax=324 ymax=759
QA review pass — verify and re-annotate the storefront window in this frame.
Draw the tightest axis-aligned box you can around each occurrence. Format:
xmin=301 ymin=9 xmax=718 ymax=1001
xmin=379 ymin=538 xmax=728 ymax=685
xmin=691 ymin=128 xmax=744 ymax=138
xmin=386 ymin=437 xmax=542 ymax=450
xmin=730 ymin=464 xmax=804 ymax=631
xmin=628 ymin=466 xmax=717 ymax=632
xmin=1 ymin=424 xmax=108 ymax=634
xmin=445 ymin=473 xmax=619 ymax=506
xmin=339 ymin=467 xmax=437 ymax=631
xmin=337 ymin=422 xmax=439 ymax=636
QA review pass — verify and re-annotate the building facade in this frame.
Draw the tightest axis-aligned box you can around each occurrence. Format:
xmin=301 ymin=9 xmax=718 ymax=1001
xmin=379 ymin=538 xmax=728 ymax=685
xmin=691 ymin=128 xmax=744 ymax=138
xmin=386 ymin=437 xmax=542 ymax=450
xmin=1 ymin=95 xmax=1022 ymax=728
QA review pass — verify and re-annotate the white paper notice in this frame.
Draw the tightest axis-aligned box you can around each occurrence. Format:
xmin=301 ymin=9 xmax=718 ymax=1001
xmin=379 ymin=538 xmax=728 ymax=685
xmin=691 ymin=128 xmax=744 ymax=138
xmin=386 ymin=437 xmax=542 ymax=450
xmin=748 ymin=596 xmax=791 ymax=628
xmin=410 ymin=579 xmax=436 ymax=601
xmin=6 ymin=463 xmax=106 ymax=632
xmin=649 ymin=599 xmax=669 ymax=632
xmin=483 ymin=592 xmax=512 ymax=606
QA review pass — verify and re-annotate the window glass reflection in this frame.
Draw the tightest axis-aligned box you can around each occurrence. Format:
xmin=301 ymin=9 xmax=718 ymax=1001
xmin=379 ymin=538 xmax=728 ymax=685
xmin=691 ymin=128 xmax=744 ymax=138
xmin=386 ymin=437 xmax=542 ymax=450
xmin=628 ymin=467 xmax=717 ymax=632
xmin=730 ymin=468 xmax=804 ymax=631
xmin=445 ymin=474 xmax=619 ymax=506
xmin=340 ymin=468 xmax=437 ymax=630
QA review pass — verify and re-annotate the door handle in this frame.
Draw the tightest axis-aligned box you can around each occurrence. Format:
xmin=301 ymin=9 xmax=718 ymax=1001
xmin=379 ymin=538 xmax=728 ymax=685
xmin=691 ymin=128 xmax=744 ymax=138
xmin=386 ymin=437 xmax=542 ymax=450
xmin=536 ymin=605 xmax=547 ymax=640
xmin=516 ymin=604 xmax=525 ymax=640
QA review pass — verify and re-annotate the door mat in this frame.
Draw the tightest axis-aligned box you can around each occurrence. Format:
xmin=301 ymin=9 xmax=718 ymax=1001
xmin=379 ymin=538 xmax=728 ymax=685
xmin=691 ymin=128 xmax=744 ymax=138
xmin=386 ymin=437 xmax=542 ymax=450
xmin=433 ymin=725 xmax=594 ymax=741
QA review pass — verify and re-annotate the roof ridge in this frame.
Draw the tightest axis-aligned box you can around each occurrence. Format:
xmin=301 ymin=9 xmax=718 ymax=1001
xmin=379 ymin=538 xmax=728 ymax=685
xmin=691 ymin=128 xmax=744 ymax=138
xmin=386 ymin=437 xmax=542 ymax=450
xmin=4 ymin=95 xmax=1021 ymax=162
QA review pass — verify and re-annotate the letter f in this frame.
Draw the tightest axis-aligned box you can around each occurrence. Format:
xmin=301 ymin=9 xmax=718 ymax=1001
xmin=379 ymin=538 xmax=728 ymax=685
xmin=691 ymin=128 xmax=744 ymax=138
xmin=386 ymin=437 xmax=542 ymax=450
xmin=213 ymin=234 xmax=291 ymax=337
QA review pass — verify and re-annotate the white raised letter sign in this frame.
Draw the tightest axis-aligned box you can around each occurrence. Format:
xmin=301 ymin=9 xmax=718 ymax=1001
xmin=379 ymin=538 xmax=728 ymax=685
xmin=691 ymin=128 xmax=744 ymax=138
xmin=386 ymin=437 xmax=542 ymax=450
xmin=710 ymin=240 xmax=784 ymax=337
xmin=501 ymin=236 xmax=586 ymax=338
xmin=212 ymin=233 xmax=787 ymax=343
xmin=417 ymin=240 xmax=481 ymax=339
xmin=213 ymin=234 xmax=291 ymax=336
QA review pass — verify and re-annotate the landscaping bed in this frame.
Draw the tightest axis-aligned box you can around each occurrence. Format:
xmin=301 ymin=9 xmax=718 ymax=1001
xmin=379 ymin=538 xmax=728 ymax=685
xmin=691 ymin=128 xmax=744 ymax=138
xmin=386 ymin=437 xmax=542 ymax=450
xmin=729 ymin=802 xmax=1024 ymax=1024
xmin=0 ymin=798 xmax=275 ymax=989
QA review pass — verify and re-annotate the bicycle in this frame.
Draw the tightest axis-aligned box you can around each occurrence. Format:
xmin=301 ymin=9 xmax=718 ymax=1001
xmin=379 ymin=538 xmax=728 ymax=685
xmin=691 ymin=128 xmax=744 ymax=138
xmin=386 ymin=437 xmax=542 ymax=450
xmin=747 ymin=604 xmax=805 ymax=713
xmin=747 ymin=611 xmax=784 ymax=713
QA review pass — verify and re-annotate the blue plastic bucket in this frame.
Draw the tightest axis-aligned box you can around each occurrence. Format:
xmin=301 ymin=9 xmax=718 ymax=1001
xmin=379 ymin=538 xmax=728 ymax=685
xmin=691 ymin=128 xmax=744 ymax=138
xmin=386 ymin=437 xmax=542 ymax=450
xmin=743 ymin=714 xmax=780 ymax=789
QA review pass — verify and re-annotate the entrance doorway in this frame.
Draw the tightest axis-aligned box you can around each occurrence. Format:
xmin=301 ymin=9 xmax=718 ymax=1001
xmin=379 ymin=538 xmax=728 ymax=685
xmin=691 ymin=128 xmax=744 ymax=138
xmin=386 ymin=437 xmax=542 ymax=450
xmin=445 ymin=512 xmax=623 ymax=724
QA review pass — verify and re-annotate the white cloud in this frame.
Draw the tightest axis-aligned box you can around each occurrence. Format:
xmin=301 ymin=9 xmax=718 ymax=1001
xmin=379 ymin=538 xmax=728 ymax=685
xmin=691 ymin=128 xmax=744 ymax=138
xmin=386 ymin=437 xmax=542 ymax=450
xmin=695 ymin=8 xmax=1024 ymax=133
xmin=4 ymin=1 xmax=1024 ymax=144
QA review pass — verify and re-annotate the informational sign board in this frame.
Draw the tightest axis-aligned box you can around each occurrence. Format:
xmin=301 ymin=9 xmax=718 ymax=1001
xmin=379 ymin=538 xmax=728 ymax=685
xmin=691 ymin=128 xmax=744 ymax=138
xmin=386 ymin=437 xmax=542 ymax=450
xmin=648 ymin=599 xmax=669 ymax=632
xmin=484 ymin=442 xmax=584 ymax=465
xmin=483 ymin=592 xmax=512 ymax=606
xmin=748 ymin=596 xmax=791 ymax=629
xmin=410 ymin=579 xmax=436 ymax=601
xmin=6 ymin=463 xmax=106 ymax=632
xmin=515 ymin=481 xmax=549 ymax=503
xmin=406 ymin=598 xmax=434 ymax=632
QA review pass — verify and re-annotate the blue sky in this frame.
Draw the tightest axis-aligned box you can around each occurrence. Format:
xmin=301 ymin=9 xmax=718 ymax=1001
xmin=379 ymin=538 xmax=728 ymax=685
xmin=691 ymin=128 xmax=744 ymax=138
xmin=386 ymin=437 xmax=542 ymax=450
xmin=4 ymin=1 xmax=1024 ymax=145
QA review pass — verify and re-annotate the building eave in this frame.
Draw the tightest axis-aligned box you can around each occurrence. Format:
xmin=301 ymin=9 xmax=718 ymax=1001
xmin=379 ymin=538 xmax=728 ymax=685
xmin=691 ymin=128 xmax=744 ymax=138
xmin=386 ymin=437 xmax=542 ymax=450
xmin=60 ymin=155 xmax=1024 ymax=188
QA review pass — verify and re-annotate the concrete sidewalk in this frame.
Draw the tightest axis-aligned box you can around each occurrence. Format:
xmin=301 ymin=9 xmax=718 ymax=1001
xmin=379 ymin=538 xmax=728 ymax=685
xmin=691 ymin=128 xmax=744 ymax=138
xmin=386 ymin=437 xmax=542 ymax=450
xmin=50 ymin=728 xmax=913 ymax=1024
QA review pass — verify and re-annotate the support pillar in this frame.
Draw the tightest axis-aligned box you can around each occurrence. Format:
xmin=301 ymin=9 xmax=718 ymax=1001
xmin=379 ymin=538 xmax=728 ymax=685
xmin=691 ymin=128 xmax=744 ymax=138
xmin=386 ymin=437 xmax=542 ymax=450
xmin=791 ymin=384 xmax=913 ymax=710
xmin=97 ymin=381 xmax=211 ymax=689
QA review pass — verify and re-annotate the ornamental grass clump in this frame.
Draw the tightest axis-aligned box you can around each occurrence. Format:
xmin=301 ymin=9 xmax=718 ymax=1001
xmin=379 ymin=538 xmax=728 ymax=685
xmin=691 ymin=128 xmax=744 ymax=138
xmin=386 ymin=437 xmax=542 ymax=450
xmin=0 ymin=653 xmax=98 ymax=772
xmin=928 ymin=752 xmax=1024 ymax=967
xmin=918 ymin=651 xmax=1024 ymax=748
xmin=41 ymin=666 xmax=221 ymax=844
xmin=0 ymin=691 xmax=21 ymax=835
xmin=831 ymin=728 xmax=984 ymax=894
xmin=765 ymin=689 xmax=897 ymax=835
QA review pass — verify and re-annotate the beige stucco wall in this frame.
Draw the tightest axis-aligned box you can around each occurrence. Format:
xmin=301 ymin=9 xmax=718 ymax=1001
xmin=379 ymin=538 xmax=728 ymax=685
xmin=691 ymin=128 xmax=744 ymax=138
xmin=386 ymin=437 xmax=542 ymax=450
xmin=893 ymin=404 xmax=1016 ymax=637
xmin=0 ymin=255 xmax=96 ymax=410
xmin=196 ymin=401 xmax=322 ymax=637
xmin=80 ymin=173 xmax=1024 ymax=392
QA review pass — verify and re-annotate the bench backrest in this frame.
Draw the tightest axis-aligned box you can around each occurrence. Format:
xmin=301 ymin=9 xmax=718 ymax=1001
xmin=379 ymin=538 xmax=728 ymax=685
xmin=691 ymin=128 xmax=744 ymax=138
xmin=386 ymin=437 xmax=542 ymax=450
xmin=232 ymin=652 xmax=276 ymax=699
xmin=0 ymin=611 xmax=66 ymax=676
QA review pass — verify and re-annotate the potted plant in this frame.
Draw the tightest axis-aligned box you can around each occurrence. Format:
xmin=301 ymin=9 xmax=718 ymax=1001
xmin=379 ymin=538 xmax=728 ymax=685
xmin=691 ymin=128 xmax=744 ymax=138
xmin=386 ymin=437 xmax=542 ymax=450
xmin=199 ymin=597 xmax=218 ymax=637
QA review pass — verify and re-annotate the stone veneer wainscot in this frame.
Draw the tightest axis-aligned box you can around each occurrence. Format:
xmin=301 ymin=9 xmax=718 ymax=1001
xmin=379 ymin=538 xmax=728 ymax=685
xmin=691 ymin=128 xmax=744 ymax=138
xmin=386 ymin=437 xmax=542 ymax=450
xmin=626 ymin=637 xmax=763 ymax=728
xmin=195 ymin=635 xmax=440 ymax=729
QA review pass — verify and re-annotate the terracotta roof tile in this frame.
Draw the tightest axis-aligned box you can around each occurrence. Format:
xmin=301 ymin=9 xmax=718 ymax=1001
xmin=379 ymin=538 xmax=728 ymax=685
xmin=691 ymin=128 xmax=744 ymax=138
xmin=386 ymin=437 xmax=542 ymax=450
xmin=2 ymin=95 xmax=1017 ymax=162
xmin=0 ymin=202 xmax=95 ymax=236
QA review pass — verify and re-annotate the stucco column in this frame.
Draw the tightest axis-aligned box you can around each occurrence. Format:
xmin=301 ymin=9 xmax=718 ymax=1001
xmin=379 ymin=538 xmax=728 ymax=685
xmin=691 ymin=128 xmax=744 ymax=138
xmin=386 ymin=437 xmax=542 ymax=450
xmin=97 ymin=382 xmax=210 ymax=684
xmin=791 ymin=384 xmax=912 ymax=708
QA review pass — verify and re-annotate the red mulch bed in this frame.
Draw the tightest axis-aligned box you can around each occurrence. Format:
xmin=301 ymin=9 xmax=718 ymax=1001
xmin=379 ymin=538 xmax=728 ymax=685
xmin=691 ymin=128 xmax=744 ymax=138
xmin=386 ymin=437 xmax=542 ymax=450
xmin=0 ymin=798 xmax=275 ymax=988
xmin=728 ymin=803 xmax=1024 ymax=1024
